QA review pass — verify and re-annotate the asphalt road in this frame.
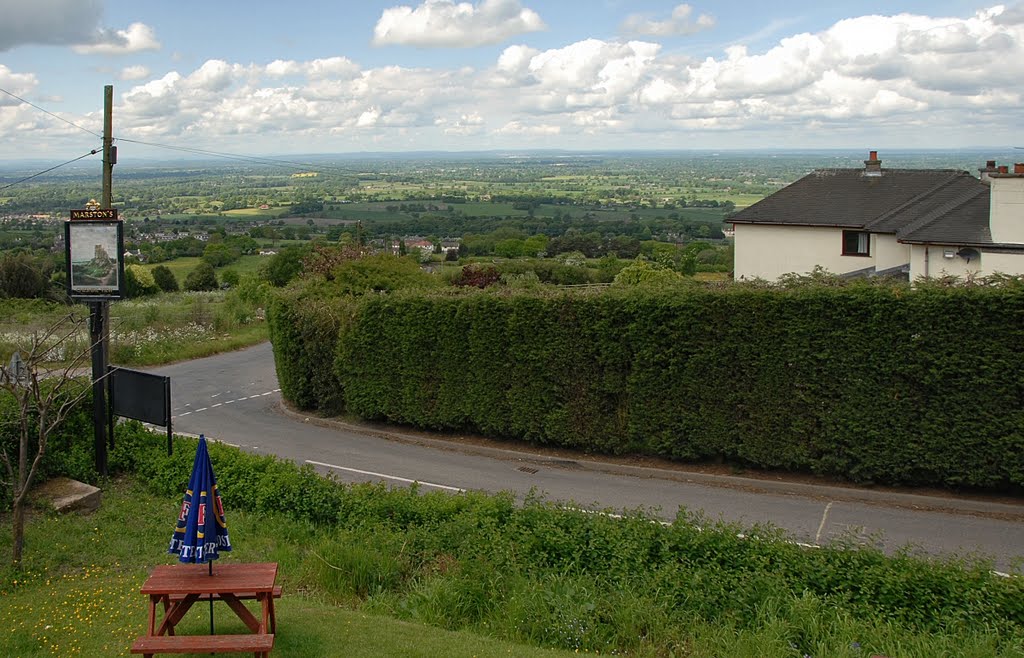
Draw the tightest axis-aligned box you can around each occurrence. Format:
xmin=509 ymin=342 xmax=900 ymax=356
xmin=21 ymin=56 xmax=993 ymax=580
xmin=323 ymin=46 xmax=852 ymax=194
xmin=146 ymin=342 xmax=1024 ymax=572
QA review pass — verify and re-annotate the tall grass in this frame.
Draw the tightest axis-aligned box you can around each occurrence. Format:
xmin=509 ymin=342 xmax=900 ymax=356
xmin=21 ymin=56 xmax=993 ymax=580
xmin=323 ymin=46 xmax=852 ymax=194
xmin=0 ymin=290 xmax=267 ymax=368
xmin=114 ymin=428 xmax=1024 ymax=658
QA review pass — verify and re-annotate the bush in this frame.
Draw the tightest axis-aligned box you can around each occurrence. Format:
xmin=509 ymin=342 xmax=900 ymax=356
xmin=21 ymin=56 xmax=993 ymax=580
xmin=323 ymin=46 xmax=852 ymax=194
xmin=124 ymin=264 xmax=160 ymax=298
xmin=183 ymin=262 xmax=218 ymax=291
xmin=151 ymin=265 xmax=179 ymax=292
xmin=453 ymin=264 xmax=500 ymax=288
xmin=220 ymin=268 xmax=240 ymax=288
xmin=0 ymin=252 xmax=48 ymax=299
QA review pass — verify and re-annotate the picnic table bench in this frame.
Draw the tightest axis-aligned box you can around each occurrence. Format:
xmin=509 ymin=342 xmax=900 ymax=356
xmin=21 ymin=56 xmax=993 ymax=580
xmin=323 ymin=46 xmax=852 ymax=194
xmin=130 ymin=633 xmax=274 ymax=657
xmin=133 ymin=562 xmax=279 ymax=657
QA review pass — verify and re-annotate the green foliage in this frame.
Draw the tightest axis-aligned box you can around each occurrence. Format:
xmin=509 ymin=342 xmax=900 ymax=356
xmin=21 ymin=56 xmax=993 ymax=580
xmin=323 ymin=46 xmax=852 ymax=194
xmin=201 ymin=242 xmax=240 ymax=267
xmin=266 ymin=288 xmax=350 ymax=412
xmin=276 ymin=281 xmax=1024 ymax=490
xmin=124 ymin=264 xmax=160 ymax=298
xmin=0 ymin=252 xmax=49 ymax=299
xmin=219 ymin=268 xmax=240 ymax=288
xmin=262 ymin=245 xmax=311 ymax=287
xmin=183 ymin=261 xmax=218 ymax=291
xmin=327 ymin=254 xmax=436 ymax=295
xmin=115 ymin=430 xmax=1024 ymax=656
xmin=0 ymin=382 xmax=94 ymax=508
xmin=150 ymin=264 xmax=179 ymax=292
xmin=612 ymin=259 xmax=686 ymax=286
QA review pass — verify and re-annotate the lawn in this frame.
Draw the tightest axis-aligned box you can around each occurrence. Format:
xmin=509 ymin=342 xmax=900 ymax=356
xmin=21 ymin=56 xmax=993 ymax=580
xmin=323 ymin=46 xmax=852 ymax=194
xmin=0 ymin=479 xmax=580 ymax=658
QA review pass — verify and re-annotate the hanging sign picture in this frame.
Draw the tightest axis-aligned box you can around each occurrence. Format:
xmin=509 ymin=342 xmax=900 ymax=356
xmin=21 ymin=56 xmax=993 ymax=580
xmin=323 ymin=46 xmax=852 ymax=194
xmin=65 ymin=219 xmax=125 ymax=299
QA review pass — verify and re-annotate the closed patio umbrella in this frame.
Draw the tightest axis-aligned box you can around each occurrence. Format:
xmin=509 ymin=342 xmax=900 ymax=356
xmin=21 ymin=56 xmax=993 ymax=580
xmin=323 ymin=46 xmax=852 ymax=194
xmin=168 ymin=434 xmax=231 ymax=632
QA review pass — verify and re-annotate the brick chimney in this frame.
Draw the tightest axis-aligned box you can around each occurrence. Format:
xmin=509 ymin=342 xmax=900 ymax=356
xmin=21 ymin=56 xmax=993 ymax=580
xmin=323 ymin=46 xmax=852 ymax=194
xmin=863 ymin=150 xmax=882 ymax=177
xmin=979 ymin=159 xmax=998 ymax=184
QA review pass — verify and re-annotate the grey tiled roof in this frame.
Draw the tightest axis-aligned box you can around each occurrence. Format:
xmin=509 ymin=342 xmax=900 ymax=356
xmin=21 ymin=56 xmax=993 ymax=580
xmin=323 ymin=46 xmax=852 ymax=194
xmin=728 ymin=168 xmax=979 ymax=232
xmin=894 ymin=185 xmax=992 ymax=245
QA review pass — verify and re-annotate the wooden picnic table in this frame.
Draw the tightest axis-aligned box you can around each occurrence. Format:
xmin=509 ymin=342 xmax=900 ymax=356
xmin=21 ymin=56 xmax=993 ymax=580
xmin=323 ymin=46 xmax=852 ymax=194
xmin=131 ymin=562 xmax=278 ymax=657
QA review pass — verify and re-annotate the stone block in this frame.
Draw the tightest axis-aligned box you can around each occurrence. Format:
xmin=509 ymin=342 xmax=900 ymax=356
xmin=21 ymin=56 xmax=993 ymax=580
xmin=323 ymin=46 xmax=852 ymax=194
xmin=33 ymin=477 xmax=102 ymax=515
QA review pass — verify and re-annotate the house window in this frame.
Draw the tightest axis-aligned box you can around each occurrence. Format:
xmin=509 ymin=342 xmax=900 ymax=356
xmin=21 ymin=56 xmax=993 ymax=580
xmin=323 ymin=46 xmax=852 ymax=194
xmin=842 ymin=230 xmax=870 ymax=256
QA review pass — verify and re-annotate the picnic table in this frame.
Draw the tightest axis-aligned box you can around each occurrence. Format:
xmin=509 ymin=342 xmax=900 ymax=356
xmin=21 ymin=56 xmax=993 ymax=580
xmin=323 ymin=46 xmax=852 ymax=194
xmin=131 ymin=562 xmax=279 ymax=657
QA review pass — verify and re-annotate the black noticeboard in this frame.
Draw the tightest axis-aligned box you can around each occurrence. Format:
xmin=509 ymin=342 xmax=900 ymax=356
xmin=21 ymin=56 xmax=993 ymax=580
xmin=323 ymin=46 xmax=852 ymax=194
xmin=108 ymin=366 xmax=173 ymax=455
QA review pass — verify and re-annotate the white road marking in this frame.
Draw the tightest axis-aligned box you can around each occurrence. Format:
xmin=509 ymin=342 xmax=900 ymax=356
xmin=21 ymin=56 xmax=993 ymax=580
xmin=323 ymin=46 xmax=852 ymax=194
xmin=306 ymin=460 xmax=465 ymax=493
xmin=212 ymin=403 xmax=222 ymax=408
xmin=195 ymin=407 xmax=208 ymax=413
xmin=815 ymin=502 xmax=834 ymax=545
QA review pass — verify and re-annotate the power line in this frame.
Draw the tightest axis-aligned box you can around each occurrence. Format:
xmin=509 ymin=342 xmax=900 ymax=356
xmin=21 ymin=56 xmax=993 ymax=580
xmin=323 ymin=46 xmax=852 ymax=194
xmin=0 ymin=148 xmax=102 ymax=190
xmin=0 ymin=87 xmax=103 ymax=139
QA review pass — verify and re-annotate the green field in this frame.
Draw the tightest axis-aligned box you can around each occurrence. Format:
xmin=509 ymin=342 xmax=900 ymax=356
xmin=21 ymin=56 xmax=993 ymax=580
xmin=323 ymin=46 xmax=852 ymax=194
xmin=142 ymin=255 xmax=266 ymax=283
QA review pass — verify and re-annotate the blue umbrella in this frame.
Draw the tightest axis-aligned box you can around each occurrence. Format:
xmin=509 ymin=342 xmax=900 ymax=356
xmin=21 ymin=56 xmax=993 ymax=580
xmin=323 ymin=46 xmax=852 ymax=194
xmin=168 ymin=434 xmax=231 ymax=632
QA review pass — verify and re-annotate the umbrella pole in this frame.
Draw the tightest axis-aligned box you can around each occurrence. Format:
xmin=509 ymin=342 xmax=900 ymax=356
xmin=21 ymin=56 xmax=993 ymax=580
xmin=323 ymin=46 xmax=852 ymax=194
xmin=209 ymin=561 xmax=214 ymax=636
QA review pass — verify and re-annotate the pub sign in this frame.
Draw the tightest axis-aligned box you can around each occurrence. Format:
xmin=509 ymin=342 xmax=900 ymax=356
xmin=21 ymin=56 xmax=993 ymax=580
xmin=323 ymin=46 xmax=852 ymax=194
xmin=65 ymin=217 xmax=125 ymax=300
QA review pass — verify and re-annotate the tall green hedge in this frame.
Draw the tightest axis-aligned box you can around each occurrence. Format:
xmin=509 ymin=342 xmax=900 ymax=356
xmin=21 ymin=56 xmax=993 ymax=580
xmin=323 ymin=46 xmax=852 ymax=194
xmin=266 ymin=287 xmax=351 ymax=414
xmin=270 ymin=284 xmax=1024 ymax=490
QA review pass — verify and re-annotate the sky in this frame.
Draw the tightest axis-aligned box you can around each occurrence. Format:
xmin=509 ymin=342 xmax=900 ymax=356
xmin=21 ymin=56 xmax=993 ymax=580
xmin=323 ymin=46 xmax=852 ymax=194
xmin=0 ymin=0 xmax=1022 ymax=161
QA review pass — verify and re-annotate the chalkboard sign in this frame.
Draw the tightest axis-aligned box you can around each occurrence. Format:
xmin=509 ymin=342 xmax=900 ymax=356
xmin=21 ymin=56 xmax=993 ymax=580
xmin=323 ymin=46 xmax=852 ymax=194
xmin=108 ymin=367 xmax=173 ymax=455
xmin=109 ymin=367 xmax=170 ymax=425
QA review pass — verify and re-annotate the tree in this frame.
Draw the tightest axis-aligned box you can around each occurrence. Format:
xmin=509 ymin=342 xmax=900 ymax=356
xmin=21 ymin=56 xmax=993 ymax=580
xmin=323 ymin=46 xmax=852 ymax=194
xmin=220 ymin=268 xmax=240 ymax=288
xmin=262 ymin=245 xmax=310 ymax=287
xmin=184 ymin=262 xmax=218 ymax=291
xmin=124 ymin=264 xmax=160 ymax=298
xmin=1 ymin=315 xmax=97 ymax=566
xmin=202 ymin=243 xmax=238 ymax=268
xmin=0 ymin=253 xmax=47 ymax=299
xmin=151 ymin=265 xmax=179 ymax=292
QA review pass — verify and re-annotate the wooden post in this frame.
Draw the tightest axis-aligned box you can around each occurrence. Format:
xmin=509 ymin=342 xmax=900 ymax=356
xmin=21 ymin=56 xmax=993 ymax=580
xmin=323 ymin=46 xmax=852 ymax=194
xmin=93 ymin=85 xmax=114 ymax=475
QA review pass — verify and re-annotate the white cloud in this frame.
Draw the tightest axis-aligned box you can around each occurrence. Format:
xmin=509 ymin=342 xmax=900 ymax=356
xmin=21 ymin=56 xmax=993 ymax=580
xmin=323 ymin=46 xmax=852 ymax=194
xmin=621 ymin=4 xmax=715 ymax=37
xmin=72 ymin=22 xmax=161 ymax=55
xmin=0 ymin=66 xmax=39 ymax=104
xmin=119 ymin=65 xmax=150 ymax=81
xmin=496 ymin=120 xmax=560 ymax=135
xmin=99 ymin=5 xmax=1024 ymax=152
xmin=373 ymin=0 xmax=545 ymax=47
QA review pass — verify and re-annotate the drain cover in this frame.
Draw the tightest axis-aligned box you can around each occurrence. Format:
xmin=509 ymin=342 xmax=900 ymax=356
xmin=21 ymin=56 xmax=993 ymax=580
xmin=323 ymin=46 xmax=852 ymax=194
xmin=517 ymin=466 xmax=539 ymax=474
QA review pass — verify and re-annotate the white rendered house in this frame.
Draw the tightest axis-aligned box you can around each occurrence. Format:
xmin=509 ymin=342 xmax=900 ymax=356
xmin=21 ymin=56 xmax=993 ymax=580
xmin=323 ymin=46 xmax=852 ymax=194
xmin=728 ymin=152 xmax=1024 ymax=281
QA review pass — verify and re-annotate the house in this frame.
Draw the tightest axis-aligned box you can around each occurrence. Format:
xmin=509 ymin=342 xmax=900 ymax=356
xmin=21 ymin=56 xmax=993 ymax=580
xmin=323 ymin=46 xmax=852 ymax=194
xmin=727 ymin=152 xmax=1024 ymax=281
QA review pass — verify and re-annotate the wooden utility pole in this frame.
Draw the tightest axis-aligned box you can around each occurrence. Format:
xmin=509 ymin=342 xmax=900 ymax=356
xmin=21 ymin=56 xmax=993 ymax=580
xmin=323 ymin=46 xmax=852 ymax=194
xmin=91 ymin=85 xmax=114 ymax=475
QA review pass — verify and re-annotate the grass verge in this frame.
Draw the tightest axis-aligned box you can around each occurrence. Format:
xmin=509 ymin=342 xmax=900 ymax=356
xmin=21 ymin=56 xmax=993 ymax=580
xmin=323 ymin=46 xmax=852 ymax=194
xmin=0 ymin=478 xmax=578 ymax=658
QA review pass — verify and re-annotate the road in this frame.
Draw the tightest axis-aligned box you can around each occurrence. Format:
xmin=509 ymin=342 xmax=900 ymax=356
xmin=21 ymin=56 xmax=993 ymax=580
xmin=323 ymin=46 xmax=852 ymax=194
xmin=146 ymin=342 xmax=1024 ymax=572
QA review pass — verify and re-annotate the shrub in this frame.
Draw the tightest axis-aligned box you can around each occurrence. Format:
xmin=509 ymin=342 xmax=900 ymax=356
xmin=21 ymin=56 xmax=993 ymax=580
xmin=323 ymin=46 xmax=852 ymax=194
xmin=453 ymin=264 xmax=500 ymax=288
xmin=124 ymin=264 xmax=160 ymax=298
xmin=151 ymin=265 xmax=179 ymax=292
xmin=183 ymin=262 xmax=218 ymax=291
xmin=0 ymin=252 xmax=48 ymax=299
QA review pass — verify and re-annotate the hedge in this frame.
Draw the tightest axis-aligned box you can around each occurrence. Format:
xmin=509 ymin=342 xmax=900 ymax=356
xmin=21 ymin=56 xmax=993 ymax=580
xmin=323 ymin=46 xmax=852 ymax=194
xmin=270 ymin=283 xmax=1024 ymax=490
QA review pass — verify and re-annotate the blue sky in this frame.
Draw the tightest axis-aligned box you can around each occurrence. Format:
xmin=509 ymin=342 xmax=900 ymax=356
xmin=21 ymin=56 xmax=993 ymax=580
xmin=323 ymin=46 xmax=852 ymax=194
xmin=0 ymin=0 xmax=1022 ymax=160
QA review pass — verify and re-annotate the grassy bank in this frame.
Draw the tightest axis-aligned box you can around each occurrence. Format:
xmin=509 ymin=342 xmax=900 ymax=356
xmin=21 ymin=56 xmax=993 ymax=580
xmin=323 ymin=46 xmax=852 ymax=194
xmin=0 ymin=479 xmax=578 ymax=658
xmin=4 ymin=427 xmax=1019 ymax=657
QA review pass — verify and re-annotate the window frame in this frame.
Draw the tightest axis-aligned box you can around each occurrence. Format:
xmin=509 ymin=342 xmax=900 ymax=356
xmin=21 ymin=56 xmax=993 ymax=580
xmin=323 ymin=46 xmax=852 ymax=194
xmin=841 ymin=230 xmax=871 ymax=257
